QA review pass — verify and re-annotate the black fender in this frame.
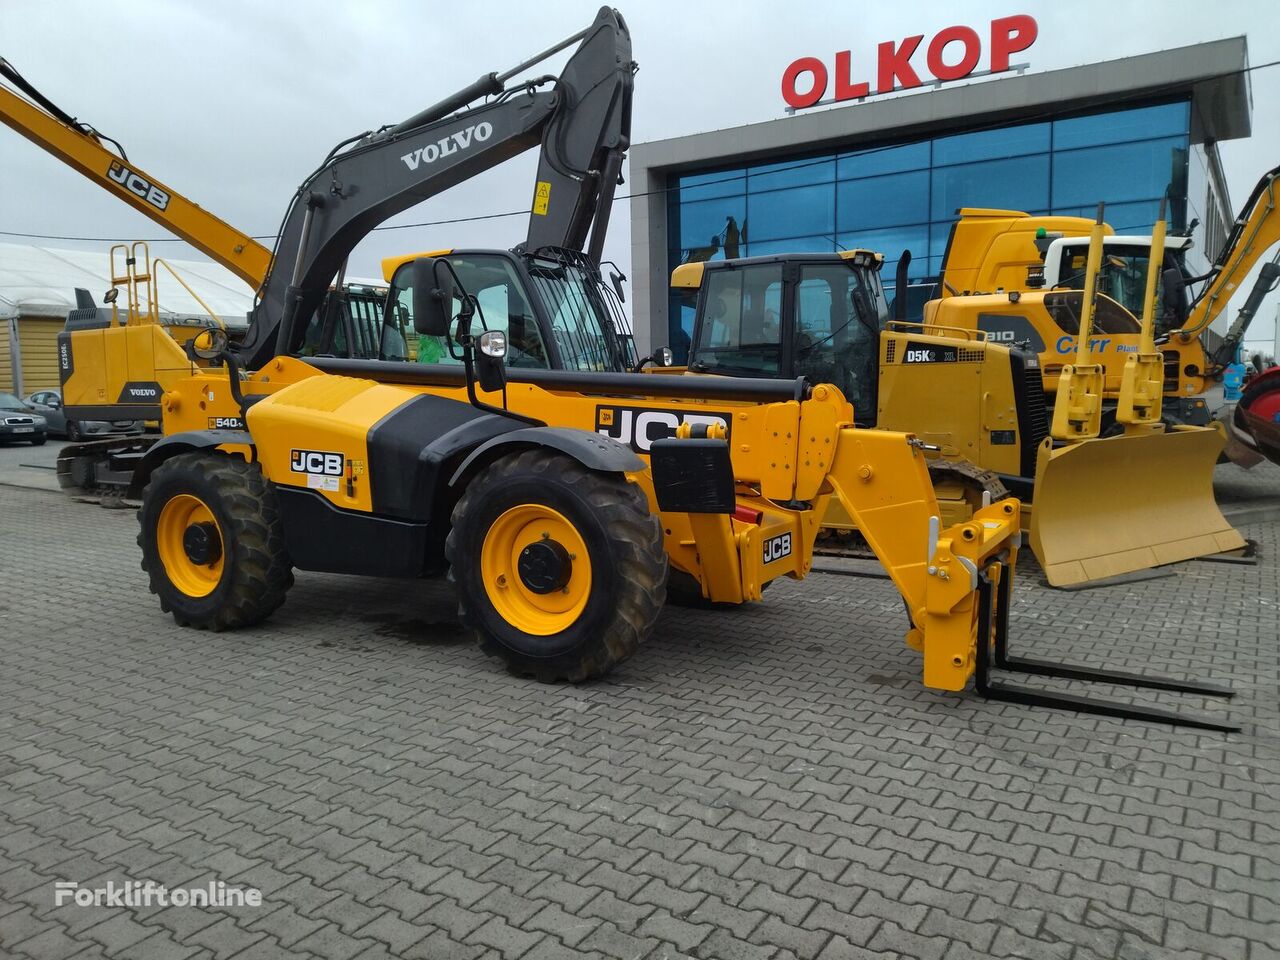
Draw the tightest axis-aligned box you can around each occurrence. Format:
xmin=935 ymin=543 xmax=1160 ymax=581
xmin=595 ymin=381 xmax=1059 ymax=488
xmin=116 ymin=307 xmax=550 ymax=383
xmin=449 ymin=426 xmax=644 ymax=489
xmin=128 ymin=430 xmax=255 ymax=498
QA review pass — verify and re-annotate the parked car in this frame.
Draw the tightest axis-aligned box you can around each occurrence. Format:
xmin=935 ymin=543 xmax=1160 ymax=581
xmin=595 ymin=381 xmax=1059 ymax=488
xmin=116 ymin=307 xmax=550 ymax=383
xmin=24 ymin=388 xmax=144 ymax=440
xmin=0 ymin=392 xmax=47 ymax=445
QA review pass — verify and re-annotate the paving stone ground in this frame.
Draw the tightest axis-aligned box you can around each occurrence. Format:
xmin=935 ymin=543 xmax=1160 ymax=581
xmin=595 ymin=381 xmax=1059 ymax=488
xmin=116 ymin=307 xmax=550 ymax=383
xmin=1 ymin=456 xmax=1278 ymax=960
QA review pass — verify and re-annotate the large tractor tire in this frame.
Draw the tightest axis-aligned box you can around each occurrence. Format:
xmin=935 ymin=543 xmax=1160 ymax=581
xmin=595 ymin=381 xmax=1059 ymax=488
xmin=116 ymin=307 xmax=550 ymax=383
xmin=137 ymin=453 xmax=293 ymax=630
xmin=446 ymin=449 xmax=667 ymax=682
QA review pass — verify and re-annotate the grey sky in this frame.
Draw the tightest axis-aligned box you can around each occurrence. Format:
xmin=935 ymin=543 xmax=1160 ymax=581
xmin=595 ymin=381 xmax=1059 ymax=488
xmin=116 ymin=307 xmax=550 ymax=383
xmin=2 ymin=0 xmax=1277 ymax=348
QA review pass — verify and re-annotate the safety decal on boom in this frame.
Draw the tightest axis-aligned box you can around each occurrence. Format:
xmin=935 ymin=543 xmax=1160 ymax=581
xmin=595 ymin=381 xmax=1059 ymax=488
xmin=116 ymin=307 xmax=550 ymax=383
xmin=290 ymin=449 xmax=343 ymax=492
xmin=596 ymin=405 xmax=732 ymax=453
xmin=532 ymin=181 xmax=552 ymax=216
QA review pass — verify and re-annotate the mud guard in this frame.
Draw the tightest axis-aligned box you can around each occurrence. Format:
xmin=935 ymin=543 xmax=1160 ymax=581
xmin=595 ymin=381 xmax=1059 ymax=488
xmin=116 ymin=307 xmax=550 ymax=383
xmin=1030 ymin=429 xmax=1245 ymax=586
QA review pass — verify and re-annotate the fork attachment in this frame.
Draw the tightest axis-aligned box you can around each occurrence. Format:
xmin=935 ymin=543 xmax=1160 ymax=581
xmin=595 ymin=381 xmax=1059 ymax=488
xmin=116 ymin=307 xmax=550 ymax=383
xmin=973 ymin=565 xmax=1239 ymax=732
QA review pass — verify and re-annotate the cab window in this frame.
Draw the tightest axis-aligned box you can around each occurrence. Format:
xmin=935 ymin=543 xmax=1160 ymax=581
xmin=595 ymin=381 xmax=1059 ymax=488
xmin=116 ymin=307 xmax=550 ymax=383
xmin=692 ymin=263 xmax=783 ymax=375
xmin=384 ymin=255 xmax=550 ymax=368
xmin=793 ymin=264 xmax=879 ymax=415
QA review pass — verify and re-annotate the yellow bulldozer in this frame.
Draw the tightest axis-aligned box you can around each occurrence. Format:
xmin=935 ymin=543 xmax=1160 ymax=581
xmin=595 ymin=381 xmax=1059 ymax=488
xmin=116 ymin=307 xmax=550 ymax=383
xmin=676 ymin=203 xmax=1244 ymax=587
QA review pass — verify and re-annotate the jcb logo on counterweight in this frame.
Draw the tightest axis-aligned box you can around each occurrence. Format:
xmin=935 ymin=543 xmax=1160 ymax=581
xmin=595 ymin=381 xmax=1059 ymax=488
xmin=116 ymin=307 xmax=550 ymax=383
xmin=290 ymin=449 xmax=344 ymax=476
xmin=107 ymin=161 xmax=170 ymax=211
xmin=595 ymin=405 xmax=731 ymax=453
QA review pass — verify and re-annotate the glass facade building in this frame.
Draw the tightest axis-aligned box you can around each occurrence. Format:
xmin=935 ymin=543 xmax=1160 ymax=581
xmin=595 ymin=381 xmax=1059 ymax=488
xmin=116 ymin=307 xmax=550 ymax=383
xmin=665 ymin=100 xmax=1193 ymax=359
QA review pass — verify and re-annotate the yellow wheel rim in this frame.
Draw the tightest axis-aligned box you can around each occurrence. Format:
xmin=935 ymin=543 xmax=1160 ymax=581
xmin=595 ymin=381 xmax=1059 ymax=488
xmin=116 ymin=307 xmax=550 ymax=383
xmin=156 ymin=493 xmax=225 ymax=598
xmin=481 ymin=504 xmax=591 ymax=636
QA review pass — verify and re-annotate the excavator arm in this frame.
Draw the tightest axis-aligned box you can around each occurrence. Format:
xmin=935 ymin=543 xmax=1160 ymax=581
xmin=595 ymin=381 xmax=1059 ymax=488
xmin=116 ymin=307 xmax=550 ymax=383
xmin=0 ymin=58 xmax=271 ymax=288
xmin=1180 ymin=164 xmax=1280 ymax=370
xmin=239 ymin=6 xmax=633 ymax=369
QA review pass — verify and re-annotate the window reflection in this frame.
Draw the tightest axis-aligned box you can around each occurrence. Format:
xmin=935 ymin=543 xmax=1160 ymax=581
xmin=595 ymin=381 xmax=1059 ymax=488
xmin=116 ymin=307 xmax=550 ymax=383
xmin=668 ymin=100 xmax=1193 ymax=355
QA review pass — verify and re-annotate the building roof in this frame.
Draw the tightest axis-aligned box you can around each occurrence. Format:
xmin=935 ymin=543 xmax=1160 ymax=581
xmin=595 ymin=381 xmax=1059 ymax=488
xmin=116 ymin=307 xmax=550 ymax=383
xmin=631 ymin=37 xmax=1251 ymax=173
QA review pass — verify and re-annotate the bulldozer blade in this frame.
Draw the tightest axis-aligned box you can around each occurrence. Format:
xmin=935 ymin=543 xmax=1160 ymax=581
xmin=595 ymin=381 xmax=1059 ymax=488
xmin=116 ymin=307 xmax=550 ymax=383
xmin=1030 ymin=429 xmax=1246 ymax=587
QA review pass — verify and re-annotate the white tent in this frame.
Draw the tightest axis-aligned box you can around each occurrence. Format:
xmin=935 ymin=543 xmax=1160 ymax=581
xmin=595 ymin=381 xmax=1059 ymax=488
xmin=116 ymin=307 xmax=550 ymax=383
xmin=0 ymin=242 xmax=257 ymax=325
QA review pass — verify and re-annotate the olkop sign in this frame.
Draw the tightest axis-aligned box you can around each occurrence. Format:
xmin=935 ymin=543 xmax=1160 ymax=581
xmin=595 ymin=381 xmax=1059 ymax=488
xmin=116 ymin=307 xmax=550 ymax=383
xmin=781 ymin=14 xmax=1038 ymax=110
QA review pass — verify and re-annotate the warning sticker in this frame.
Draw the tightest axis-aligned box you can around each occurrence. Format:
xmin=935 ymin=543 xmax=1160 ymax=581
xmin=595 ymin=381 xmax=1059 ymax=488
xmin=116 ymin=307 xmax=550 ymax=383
xmin=307 ymin=474 xmax=340 ymax=492
xmin=533 ymin=180 xmax=551 ymax=216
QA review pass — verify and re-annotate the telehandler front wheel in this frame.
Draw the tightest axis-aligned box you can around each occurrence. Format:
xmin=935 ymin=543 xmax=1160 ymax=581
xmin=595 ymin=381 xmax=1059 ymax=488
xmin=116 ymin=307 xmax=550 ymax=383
xmin=137 ymin=453 xmax=293 ymax=631
xmin=447 ymin=449 xmax=667 ymax=682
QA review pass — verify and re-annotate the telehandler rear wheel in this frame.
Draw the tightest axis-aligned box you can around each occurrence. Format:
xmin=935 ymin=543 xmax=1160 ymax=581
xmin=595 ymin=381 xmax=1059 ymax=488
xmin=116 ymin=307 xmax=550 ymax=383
xmin=447 ymin=449 xmax=667 ymax=682
xmin=137 ymin=453 xmax=293 ymax=631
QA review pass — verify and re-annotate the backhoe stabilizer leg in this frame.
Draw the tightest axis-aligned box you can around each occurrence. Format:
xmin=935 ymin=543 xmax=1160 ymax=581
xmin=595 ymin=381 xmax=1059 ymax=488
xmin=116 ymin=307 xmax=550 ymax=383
xmin=973 ymin=568 xmax=1239 ymax=732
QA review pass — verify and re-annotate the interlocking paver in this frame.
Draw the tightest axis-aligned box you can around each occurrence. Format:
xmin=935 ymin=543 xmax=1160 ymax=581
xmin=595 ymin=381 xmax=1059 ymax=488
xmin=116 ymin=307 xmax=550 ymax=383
xmin=1 ymin=462 xmax=1279 ymax=960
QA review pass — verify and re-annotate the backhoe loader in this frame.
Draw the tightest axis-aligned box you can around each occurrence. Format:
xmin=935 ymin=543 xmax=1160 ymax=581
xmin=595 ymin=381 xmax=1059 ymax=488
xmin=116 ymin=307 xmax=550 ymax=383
xmin=677 ymin=207 xmax=1243 ymax=587
xmin=933 ymin=164 xmax=1280 ymax=461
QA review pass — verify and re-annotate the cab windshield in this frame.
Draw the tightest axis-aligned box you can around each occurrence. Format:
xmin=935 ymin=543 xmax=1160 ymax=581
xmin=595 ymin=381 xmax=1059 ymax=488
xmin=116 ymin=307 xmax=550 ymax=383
xmin=1054 ymin=243 xmax=1182 ymax=333
xmin=384 ymin=253 xmax=625 ymax=371
xmin=525 ymin=256 xmax=627 ymax=372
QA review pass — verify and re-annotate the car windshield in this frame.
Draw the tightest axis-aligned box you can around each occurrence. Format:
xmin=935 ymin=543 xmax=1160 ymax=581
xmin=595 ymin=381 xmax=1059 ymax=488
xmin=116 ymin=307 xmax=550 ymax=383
xmin=0 ymin=392 xmax=28 ymax=410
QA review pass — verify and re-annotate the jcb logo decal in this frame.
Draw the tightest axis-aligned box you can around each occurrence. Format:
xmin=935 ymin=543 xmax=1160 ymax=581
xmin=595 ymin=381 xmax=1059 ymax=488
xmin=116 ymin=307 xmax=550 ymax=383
xmin=595 ymin=406 xmax=731 ymax=453
xmin=763 ymin=533 xmax=792 ymax=564
xmin=107 ymin=161 xmax=170 ymax=211
xmin=290 ymin=449 xmax=344 ymax=476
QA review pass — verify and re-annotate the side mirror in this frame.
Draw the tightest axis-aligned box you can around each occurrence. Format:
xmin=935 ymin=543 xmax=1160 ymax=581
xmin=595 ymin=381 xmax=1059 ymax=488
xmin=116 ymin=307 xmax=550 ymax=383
xmin=1160 ymin=266 xmax=1188 ymax=323
xmin=48 ymin=397 xmax=62 ymax=409
xmin=412 ymin=258 xmax=454 ymax=337
xmin=188 ymin=327 xmax=229 ymax=361
xmin=103 ymin=287 xmax=119 ymax=304
xmin=610 ymin=270 xmax=627 ymax=305
xmin=475 ymin=330 xmax=507 ymax=393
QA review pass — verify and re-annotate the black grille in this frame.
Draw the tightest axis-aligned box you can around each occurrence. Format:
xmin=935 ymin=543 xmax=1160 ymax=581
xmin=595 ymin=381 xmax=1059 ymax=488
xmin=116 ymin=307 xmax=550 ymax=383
xmin=1011 ymin=352 xmax=1050 ymax=479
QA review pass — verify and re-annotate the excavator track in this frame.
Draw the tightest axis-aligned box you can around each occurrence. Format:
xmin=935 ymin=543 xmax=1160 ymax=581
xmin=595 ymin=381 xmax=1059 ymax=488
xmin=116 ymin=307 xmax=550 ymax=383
xmin=56 ymin=435 xmax=156 ymax=503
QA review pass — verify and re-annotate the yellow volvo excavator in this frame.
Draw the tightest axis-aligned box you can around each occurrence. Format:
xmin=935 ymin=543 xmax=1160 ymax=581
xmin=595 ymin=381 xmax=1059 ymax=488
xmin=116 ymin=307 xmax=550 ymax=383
xmin=676 ymin=205 xmax=1243 ymax=587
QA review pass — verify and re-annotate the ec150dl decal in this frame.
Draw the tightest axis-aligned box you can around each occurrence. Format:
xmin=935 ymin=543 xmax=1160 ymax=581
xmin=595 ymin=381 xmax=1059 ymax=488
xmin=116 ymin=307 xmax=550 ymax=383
xmin=595 ymin=406 xmax=731 ymax=453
